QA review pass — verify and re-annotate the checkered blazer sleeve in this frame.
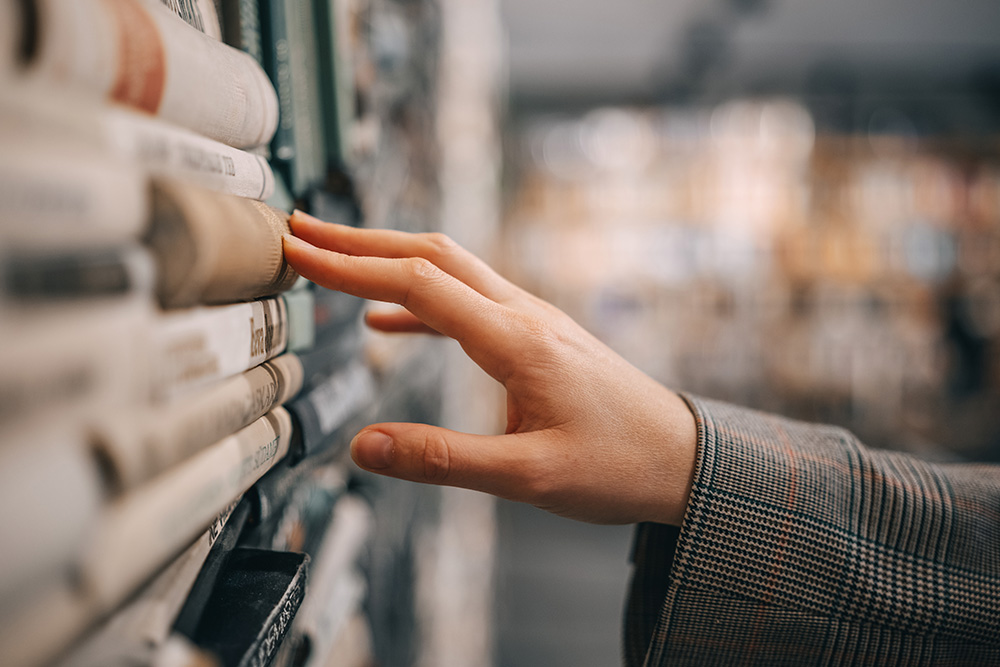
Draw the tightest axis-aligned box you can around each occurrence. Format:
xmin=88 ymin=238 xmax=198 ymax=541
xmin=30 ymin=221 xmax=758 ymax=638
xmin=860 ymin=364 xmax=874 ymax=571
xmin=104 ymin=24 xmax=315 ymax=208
xmin=624 ymin=394 xmax=1000 ymax=667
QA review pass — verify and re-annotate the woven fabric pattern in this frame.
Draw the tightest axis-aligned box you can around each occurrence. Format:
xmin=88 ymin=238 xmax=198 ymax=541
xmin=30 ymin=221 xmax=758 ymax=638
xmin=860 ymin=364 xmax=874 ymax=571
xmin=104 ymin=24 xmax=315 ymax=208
xmin=625 ymin=395 xmax=1000 ymax=666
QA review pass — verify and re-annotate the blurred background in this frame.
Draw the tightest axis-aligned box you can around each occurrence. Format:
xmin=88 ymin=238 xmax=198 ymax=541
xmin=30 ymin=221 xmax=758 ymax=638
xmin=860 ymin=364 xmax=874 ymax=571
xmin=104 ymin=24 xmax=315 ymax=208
xmin=488 ymin=0 xmax=1000 ymax=665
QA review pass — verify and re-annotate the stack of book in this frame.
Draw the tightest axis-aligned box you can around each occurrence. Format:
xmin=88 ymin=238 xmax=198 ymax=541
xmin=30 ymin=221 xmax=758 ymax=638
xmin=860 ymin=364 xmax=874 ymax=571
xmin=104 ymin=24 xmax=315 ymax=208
xmin=0 ymin=1 xmax=393 ymax=665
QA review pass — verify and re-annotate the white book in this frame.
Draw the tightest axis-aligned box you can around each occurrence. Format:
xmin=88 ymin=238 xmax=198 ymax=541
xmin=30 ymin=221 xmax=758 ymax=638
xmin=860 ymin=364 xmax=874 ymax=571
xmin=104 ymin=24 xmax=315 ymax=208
xmin=0 ymin=140 xmax=149 ymax=250
xmin=96 ymin=353 xmax=303 ymax=490
xmin=28 ymin=0 xmax=278 ymax=148
xmin=80 ymin=408 xmax=292 ymax=611
xmin=0 ymin=84 xmax=275 ymax=200
xmin=151 ymin=297 xmax=289 ymax=399
xmin=0 ymin=298 xmax=152 ymax=431
xmin=158 ymin=0 xmax=223 ymax=40
xmin=0 ymin=425 xmax=104 ymax=608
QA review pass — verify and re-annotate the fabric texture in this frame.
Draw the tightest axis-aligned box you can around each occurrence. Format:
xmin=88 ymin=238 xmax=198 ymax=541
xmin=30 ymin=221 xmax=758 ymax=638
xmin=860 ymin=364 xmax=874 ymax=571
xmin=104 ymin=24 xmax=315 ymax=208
xmin=624 ymin=394 xmax=1000 ymax=666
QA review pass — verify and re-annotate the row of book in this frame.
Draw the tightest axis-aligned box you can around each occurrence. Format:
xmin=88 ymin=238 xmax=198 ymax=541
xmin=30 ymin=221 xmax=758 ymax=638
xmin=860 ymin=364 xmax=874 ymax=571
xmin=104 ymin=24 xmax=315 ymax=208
xmin=0 ymin=0 xmax=414 ymax=665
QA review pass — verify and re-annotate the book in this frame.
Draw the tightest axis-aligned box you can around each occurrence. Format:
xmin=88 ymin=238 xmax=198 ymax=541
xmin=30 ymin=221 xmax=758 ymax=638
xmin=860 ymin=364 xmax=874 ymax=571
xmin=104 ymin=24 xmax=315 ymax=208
xmin=260 ymin=0 xmax=327 ymax=197
xmin=0 ymin=85 xmax=276 ymax=200
xmin=0 ymin=299 xmax=151 ymax=430
xmin=283 ymin=284 xmax=317 ymax=353
xmin=287 ymin=359 xmax=375 ymax=461
xmin=220 ymin=0 xmax=263 ymax=65
xmin=96 ymin=353 xmax=303 ymax=491
xmin=149 ymin=294 xmax=310 ymax=399
xmin=27 ymin=0 xmax=278 ymax=148
xmin=186 ymin=548 xmax=309 ymax=667
xmin=314 ymin=0 xmax=358 ymax=170
xmin=80 ymin=408 xmax=292 ymax=612
xmin=158 ymin=0 xmax=223 ymax=40
xmin=0 ymin=140 xmax=149 ymax=251
xmin=272 ymin=495 xmax=372 ymax=667
xmin=0 ymin=425 xmax=103 ymax=609
xmin=1 ymin=244 xmax=155 ymax=304
xmin=147 ymin=179 xmax=298 ymax=308
xmin=51 ymin=500 xmax=243 ymax=667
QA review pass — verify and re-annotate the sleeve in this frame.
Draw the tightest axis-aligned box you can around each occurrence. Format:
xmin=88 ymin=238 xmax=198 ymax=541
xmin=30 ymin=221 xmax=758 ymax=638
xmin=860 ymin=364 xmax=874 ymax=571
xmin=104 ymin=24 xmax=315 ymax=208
xmin=623 ymin=394 xmax=1000 ymax=667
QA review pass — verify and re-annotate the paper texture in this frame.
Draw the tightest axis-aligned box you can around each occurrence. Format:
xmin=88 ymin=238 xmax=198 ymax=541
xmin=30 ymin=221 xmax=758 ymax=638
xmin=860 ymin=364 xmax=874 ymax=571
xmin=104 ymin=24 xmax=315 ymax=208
xmin=148 ymin=179 xmax=298 ymax=308
xmin=152 ymin=297 xmax=289 ymax=399
xmin=30 ymin=0 xmax=278 ymax=148
xmin=81 ymin=408 xmax=292 ymax=609
xmin=97 ymin=353 xmax=303 ymax=489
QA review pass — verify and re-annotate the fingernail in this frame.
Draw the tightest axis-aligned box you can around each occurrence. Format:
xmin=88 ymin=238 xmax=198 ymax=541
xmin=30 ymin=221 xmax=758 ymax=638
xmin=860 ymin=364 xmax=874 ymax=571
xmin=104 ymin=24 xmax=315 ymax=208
xmin=352 ymin=431 xmax=394 ymax=470
xmin=282 ymin=233 xmax=309 ymax=249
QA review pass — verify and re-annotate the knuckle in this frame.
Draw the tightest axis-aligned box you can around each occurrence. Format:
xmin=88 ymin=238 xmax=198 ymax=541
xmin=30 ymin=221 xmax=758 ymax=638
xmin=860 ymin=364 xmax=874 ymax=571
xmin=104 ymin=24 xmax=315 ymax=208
xmin=421 ymin=431 xmax=452 ymax=483
xmin=422 ymin=232 xmax=460 ymax=259
xmin=405 ymin=256 xmax=439 ymax=283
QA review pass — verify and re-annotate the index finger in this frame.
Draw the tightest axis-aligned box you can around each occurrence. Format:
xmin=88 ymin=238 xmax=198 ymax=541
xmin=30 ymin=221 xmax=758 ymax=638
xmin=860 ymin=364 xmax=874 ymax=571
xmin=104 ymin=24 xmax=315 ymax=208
xmin=283 ymin=234 xmax=523 ymax=382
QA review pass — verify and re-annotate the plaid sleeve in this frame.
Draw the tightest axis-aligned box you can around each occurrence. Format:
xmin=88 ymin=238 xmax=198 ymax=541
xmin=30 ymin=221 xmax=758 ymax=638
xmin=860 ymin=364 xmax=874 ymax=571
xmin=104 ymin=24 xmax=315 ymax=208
xmin=624 ymin=394 xmax=1000 ymax=667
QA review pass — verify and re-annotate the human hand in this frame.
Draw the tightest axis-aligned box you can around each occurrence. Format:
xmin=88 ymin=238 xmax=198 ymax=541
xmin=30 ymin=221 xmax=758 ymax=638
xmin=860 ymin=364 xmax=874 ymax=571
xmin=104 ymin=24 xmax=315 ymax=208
xmin=282 ymin=212 xmax=697 ymax=525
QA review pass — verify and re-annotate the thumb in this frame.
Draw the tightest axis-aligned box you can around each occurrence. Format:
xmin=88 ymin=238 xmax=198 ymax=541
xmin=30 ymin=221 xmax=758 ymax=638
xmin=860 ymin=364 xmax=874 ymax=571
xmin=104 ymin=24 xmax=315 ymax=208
xmin=350 ymin=423 xmax=545 ymax=502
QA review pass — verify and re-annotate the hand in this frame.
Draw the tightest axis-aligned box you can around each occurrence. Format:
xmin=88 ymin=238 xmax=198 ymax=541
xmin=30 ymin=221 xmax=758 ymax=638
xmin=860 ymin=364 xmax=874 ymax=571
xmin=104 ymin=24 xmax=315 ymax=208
xmin=282 ymin=211 xmax=697 ymax=525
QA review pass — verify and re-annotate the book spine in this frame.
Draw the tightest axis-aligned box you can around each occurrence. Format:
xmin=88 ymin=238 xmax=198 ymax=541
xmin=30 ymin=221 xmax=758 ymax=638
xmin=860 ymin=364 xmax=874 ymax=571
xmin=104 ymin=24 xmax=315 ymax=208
xmin=0 ymin=299 xmax=152 ymax=429
xmin=281 ymin=287 xmax=316 ymax=352
xmin=157 ymin=0 xmax=223 ymax=40
xmin=80 ymin=408 xmax=292 ymax=610
xmin=221 ymin=0 xmax=263 ymax=65
xmin=283 ymin=0 xmax=327 ymax=196
xmin=0 ymin=427 xmax=103 ymax=606
xmin=260 ymin=0 xmax=295 ymax=185
xmin=0 ymin=143 xmax=149 ymax=250
xmin=49 ymin=500 xmax=242 ymax=667
xmin=30 ymin=0 xmax=278 ymax=148
xmin=152 ymin=297 xmax=289 ymax=399
xmin=104 ymin=105 xmax=276 ymax=200
xmin=147 ymin=179 xmax=298 ymax=308
xmin=0 ymin=0 xmax=22 ymax=75
xmin=314 ymin=0 xmax=357 ymax=169
xmin=97 ymin=353 xmax=303 ymax=490
xmin=1 ymin=245 xmax=156 ymax=304
xmin=283 ymin=496 xmax=372 ymax=667
xmin=287 ymin=360 xmax=374 ymax=459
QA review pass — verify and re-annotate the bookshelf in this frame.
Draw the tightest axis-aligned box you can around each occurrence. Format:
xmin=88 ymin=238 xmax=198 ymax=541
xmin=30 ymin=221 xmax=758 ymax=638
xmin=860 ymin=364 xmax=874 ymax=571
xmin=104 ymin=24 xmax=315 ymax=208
xmin=0 ymin=0 xmax=481 ymax=665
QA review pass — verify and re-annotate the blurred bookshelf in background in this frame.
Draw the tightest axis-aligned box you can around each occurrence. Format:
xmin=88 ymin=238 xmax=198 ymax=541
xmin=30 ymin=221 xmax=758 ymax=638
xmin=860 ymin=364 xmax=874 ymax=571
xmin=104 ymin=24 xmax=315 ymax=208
xmin=502 ymin=100 xmax=1000 ymax=462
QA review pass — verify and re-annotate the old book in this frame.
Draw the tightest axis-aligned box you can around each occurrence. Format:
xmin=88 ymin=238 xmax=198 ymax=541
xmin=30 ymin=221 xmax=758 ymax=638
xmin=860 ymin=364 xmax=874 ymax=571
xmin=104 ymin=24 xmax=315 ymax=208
xmin=0 ymin=299 xmax=151 ymax=430
xmin=147 ymin=179 xmax=297 ymax=308
xmin=221 ymin=0 xmax=263 ymax=65
xmin=51 ymin=501 xmax=242 ymax=667
xmin=80 ymin=408 xmax=292 ymax=612
xmin=282 ymin=283 xmax=317 ymax=353
xmin=150 ymin=296 xmax=288 ymax=400
xmin=0 ymin=503 xmax=238 ymax=667
xmin=185 ymin=548 xmax=308 ymax=667
xmin=96 ymin=353 xmax=303 ymax=490
xmin=0 ymin=85 xmax=276 ymax=200
xmin=0 ymin=425 xmax=103 ymax=609
xmin=272 ymin=496 xmax=372 ymax=667
xmin=1 ymin=244 xmax=155 ymax=304
xmin=27 ymin=0 xmax=278 ymax=148
xmin=0 ymin=140 xmax=149 ymax=251
xmin=158 ymin=0 xmax=223 ymax=40
xmin=287 ymin=359 xmax=375 ymax=461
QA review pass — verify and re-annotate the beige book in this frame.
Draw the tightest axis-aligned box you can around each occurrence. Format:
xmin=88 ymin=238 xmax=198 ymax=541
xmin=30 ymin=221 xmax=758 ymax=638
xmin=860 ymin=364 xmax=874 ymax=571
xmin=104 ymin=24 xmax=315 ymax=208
xmin=80 ymin=408 xmax=292 ymax=610
xmin=0 ymin=505 xmax=234 ymax=667
xmin=0 ymin=0 xmax=21 ymax=76
xmin=0 ymin=84 xmax=275 ymax=200
xmin=148 ymin=179 xmax=298 ymax=308
xmin=158 ymin=0 xmax=223 ymax=40
xmin=53 ymin=500 xmax=239 ymax=667
xmin=0 ymin=425 xmax=103 ymax=607
xmin=151 ymin=297 xmax=289 ymax=399
xmin=29 ymin=0 xmax=278 ymax=148
xmin=96 ymin=354 xmax=303 ymax=490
